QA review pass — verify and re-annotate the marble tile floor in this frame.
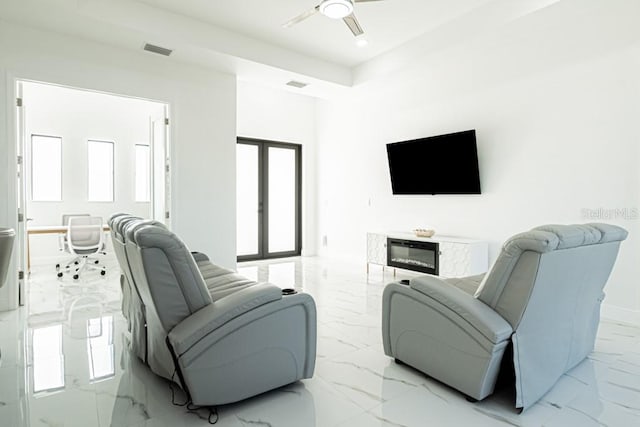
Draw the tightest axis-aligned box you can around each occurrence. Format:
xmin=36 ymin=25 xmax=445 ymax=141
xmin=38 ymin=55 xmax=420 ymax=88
xmin=0 ymin=255 xmax=639 ymax=426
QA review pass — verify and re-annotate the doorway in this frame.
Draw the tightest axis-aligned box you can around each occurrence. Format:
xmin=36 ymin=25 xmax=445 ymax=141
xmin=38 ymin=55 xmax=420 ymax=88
xmin=15 ymin=80 xmax=171 ymax=304
xmin=236 ymin=138 xmax=302 ymax=261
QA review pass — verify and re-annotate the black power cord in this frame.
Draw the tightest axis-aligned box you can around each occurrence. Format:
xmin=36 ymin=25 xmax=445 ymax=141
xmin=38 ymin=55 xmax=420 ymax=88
xmin=170 ymin=370 xmax=219 ymax=424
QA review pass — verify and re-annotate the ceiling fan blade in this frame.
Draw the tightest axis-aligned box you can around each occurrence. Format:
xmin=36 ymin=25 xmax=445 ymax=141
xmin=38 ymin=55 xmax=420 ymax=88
xmin=282 ymin=5 xmax=320 ymax=28
xmin=343 ymin=12 xmax=364 ymax=37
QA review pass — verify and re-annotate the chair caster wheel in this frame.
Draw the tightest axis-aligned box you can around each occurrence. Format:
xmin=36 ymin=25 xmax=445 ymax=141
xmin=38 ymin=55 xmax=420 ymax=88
xmin=74 ymin=261 xmax=79 ymax=265
xmin=73 ymin=274 xmax=79 ymax=280
xmin=94 ymin=260 xmax=99 ymax=264
xmin=57 ymin=272 xmax=63 ymax=278
xmin=55 ymin=263 xmax=60 ymax=270
xmin=100 ymin=270 xmax=106 ymax=276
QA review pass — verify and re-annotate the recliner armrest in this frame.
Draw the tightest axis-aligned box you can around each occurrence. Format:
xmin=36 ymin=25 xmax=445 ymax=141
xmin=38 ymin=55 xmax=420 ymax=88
xmin=168 ymin=283 xmax=283 ymax=354
xmin=409 ymin=275 xmax=513 ymax=343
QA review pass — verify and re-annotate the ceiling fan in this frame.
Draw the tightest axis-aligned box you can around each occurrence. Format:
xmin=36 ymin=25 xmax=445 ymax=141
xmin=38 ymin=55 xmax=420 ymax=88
xmin=283 ymin=0 xmax=385 ymax=37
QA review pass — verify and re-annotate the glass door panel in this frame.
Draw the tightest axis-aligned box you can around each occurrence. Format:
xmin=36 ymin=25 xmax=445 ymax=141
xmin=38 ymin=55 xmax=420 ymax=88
xmin=268 ymin=147 xmax=296 ymax=253
xmin=236 ymin=139 xmax=300 ymax=261
xmin=236 ymin=143 xmax=260 ymax=257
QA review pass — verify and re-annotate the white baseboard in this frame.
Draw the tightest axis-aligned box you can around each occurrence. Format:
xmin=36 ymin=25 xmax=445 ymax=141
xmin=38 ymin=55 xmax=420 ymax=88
xmin=601 ymin=303 xmax=640 ymax=326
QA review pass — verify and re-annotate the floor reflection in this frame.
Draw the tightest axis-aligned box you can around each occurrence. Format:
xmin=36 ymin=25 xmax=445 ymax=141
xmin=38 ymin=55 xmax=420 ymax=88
xmin=87 ymin=316 xmax=115 ymax=382
xmin=29 ymin=316 xmax=115 ymax=398
xmin=0 ymin=255 xmax=637 ymax=426
xmin=31 ymin=324 xmax=65 ymax=394
xmin=236 ymin=265 xmax=258 ymax=283
xmin=268 ymin=261 xmax=296 ymax=288
xmin=238 ymin=257 xmax=305 ymax=291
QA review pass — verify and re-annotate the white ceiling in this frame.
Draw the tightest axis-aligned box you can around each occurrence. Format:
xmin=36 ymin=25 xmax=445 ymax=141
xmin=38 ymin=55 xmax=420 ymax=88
xmin=0 ymin=0 xmax=564 ymax=97
xmin=138 ymin=0 xmax=495 ymax=67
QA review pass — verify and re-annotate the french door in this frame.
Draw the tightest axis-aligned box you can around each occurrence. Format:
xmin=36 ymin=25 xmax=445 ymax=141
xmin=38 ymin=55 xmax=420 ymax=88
xmin=236 ymin=138 xmax=301 ymax=261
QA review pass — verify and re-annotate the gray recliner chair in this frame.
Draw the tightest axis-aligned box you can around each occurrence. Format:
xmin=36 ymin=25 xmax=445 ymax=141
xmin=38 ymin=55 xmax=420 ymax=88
xmin=0 ymin=228 xmax=15 ymax=289
xmin=0 ymin=228 xmax=16 ymax=363
xmin=382 ymin=223 xmax=627 ymax=411
xmin=108 ymin=214 xmax=261 ymax=365
xmin=121 ymin=222 xmax=316 ymax=406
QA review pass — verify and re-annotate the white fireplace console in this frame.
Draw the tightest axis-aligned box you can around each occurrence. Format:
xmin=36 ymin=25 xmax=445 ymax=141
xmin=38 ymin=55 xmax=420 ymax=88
xmin=367 ymin=232 xmax=488 ymax=278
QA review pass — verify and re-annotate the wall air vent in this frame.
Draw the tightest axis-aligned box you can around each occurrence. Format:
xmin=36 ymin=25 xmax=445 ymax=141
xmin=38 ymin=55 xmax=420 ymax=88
xmin=286 ymin=80 xmax=309 ymax=89
xmin=143 ymin=43 xmax=173 ymax=56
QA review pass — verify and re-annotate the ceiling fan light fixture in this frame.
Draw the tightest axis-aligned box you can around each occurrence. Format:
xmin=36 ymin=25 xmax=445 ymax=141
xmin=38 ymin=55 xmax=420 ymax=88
xmin=320 ymin=0 xmax=354 ymax=19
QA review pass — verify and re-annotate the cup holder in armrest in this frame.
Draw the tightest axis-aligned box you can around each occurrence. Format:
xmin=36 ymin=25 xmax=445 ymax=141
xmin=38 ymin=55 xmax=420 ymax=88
xmin=281 ymin=288 xmax=297 ymax=295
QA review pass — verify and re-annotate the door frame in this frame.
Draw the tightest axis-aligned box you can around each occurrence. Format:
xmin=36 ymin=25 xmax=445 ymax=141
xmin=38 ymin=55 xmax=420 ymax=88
xmin=237 ymin=137 xmax=302 ymax=262
xmin=10 ymin=77 xmax=171 ymax=289
xmin=15 ymin=80 xmax=27 ymax=305
xmin=150 ymin=105 xmax=171 ymax=228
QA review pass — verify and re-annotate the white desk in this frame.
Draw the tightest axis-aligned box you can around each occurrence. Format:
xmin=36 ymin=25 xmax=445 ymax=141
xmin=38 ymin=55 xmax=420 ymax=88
xmin=27 ymin=225 xmax=110 ymax=272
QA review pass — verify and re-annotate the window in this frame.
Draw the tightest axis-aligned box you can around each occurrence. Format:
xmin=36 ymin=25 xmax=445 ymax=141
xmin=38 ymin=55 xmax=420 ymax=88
xmin=31 ymin=135 xmax=62 ymax=201
xmin=135 ymin=144 xmax=150 ymax=202
xmin=87 ymin=140 xmax=114 ymax=202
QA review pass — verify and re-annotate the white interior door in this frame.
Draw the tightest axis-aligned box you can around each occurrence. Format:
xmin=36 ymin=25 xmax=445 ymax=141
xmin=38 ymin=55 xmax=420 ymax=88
xmin=16 ymin=81 xmax=27 ymax=304
xmin=150 ymin=106 xmax=170 ymax=227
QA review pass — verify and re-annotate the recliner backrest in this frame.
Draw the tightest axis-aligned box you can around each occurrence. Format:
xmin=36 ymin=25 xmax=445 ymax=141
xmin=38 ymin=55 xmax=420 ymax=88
xmin=107 ymin=213 xmax=128 ymax=228
xmin=109 ymin=214 xmax=140 ymax=287
xmin=118 ymin=217 xmax=167 ymax=298
xmin=475 ymin=223 xmax=628 ymax=329
xmin=474 ymin=223 xmax=627 ymax=409
xmin=127 ymin=224 xmax=212 ymax=332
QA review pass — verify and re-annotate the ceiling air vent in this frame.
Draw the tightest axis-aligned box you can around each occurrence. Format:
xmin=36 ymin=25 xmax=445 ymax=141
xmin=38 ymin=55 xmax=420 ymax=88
xmin=286 ymin=80 xmax=308 ymax=89
xmin=143 ymin=43 xmax=173 ymax=56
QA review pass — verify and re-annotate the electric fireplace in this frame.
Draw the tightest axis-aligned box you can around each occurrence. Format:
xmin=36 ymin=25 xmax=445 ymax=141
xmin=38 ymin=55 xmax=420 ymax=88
xmin=387 ymin=238 xmax=439 ymax=275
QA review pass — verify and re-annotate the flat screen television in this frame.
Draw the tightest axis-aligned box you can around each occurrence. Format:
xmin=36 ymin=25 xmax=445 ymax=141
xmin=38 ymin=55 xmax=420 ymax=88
xmin=386 ymin=129 xmax=481 ymax=195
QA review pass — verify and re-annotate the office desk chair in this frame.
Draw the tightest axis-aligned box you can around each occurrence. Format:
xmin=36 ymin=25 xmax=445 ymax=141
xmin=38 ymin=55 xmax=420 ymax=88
xmin=56 ymin=216 xmax=106 ymax=280
xmin=57 ymin=214 xmax=90 ymax=252
xmin=55 ymin=214 xmax=90 ymax=271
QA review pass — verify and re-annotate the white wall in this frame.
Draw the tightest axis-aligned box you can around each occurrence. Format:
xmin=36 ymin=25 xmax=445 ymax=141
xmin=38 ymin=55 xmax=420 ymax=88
xmin=23 ymin=82 xmax=164 ymax=262
xmin=236 ymin=81 xmax=318 ymax=256
xmin=316 ymin=2 xmax=640 ymax=320
xmin=0 ymin=20 xmax=237 ymax=310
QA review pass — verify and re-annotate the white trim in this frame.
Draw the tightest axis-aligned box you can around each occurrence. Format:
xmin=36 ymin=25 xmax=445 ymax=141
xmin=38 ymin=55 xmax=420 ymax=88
xmin=1 ymin=72 xmax=20 ymax=311
xmin=601 ymin=303 xmax=640 ymax=326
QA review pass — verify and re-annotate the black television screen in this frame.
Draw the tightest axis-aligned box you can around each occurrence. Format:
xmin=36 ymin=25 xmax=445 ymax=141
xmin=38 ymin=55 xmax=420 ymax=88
xmin=386 ymin=130 xmax=481 ymax=195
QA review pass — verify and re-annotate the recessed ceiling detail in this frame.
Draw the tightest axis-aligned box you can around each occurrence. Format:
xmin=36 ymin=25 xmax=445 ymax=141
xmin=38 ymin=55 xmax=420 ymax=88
xmin=0 ymin=0 xmax=572 ymax=97
xmin=138 ymin=0 xmax=497 ymax=67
